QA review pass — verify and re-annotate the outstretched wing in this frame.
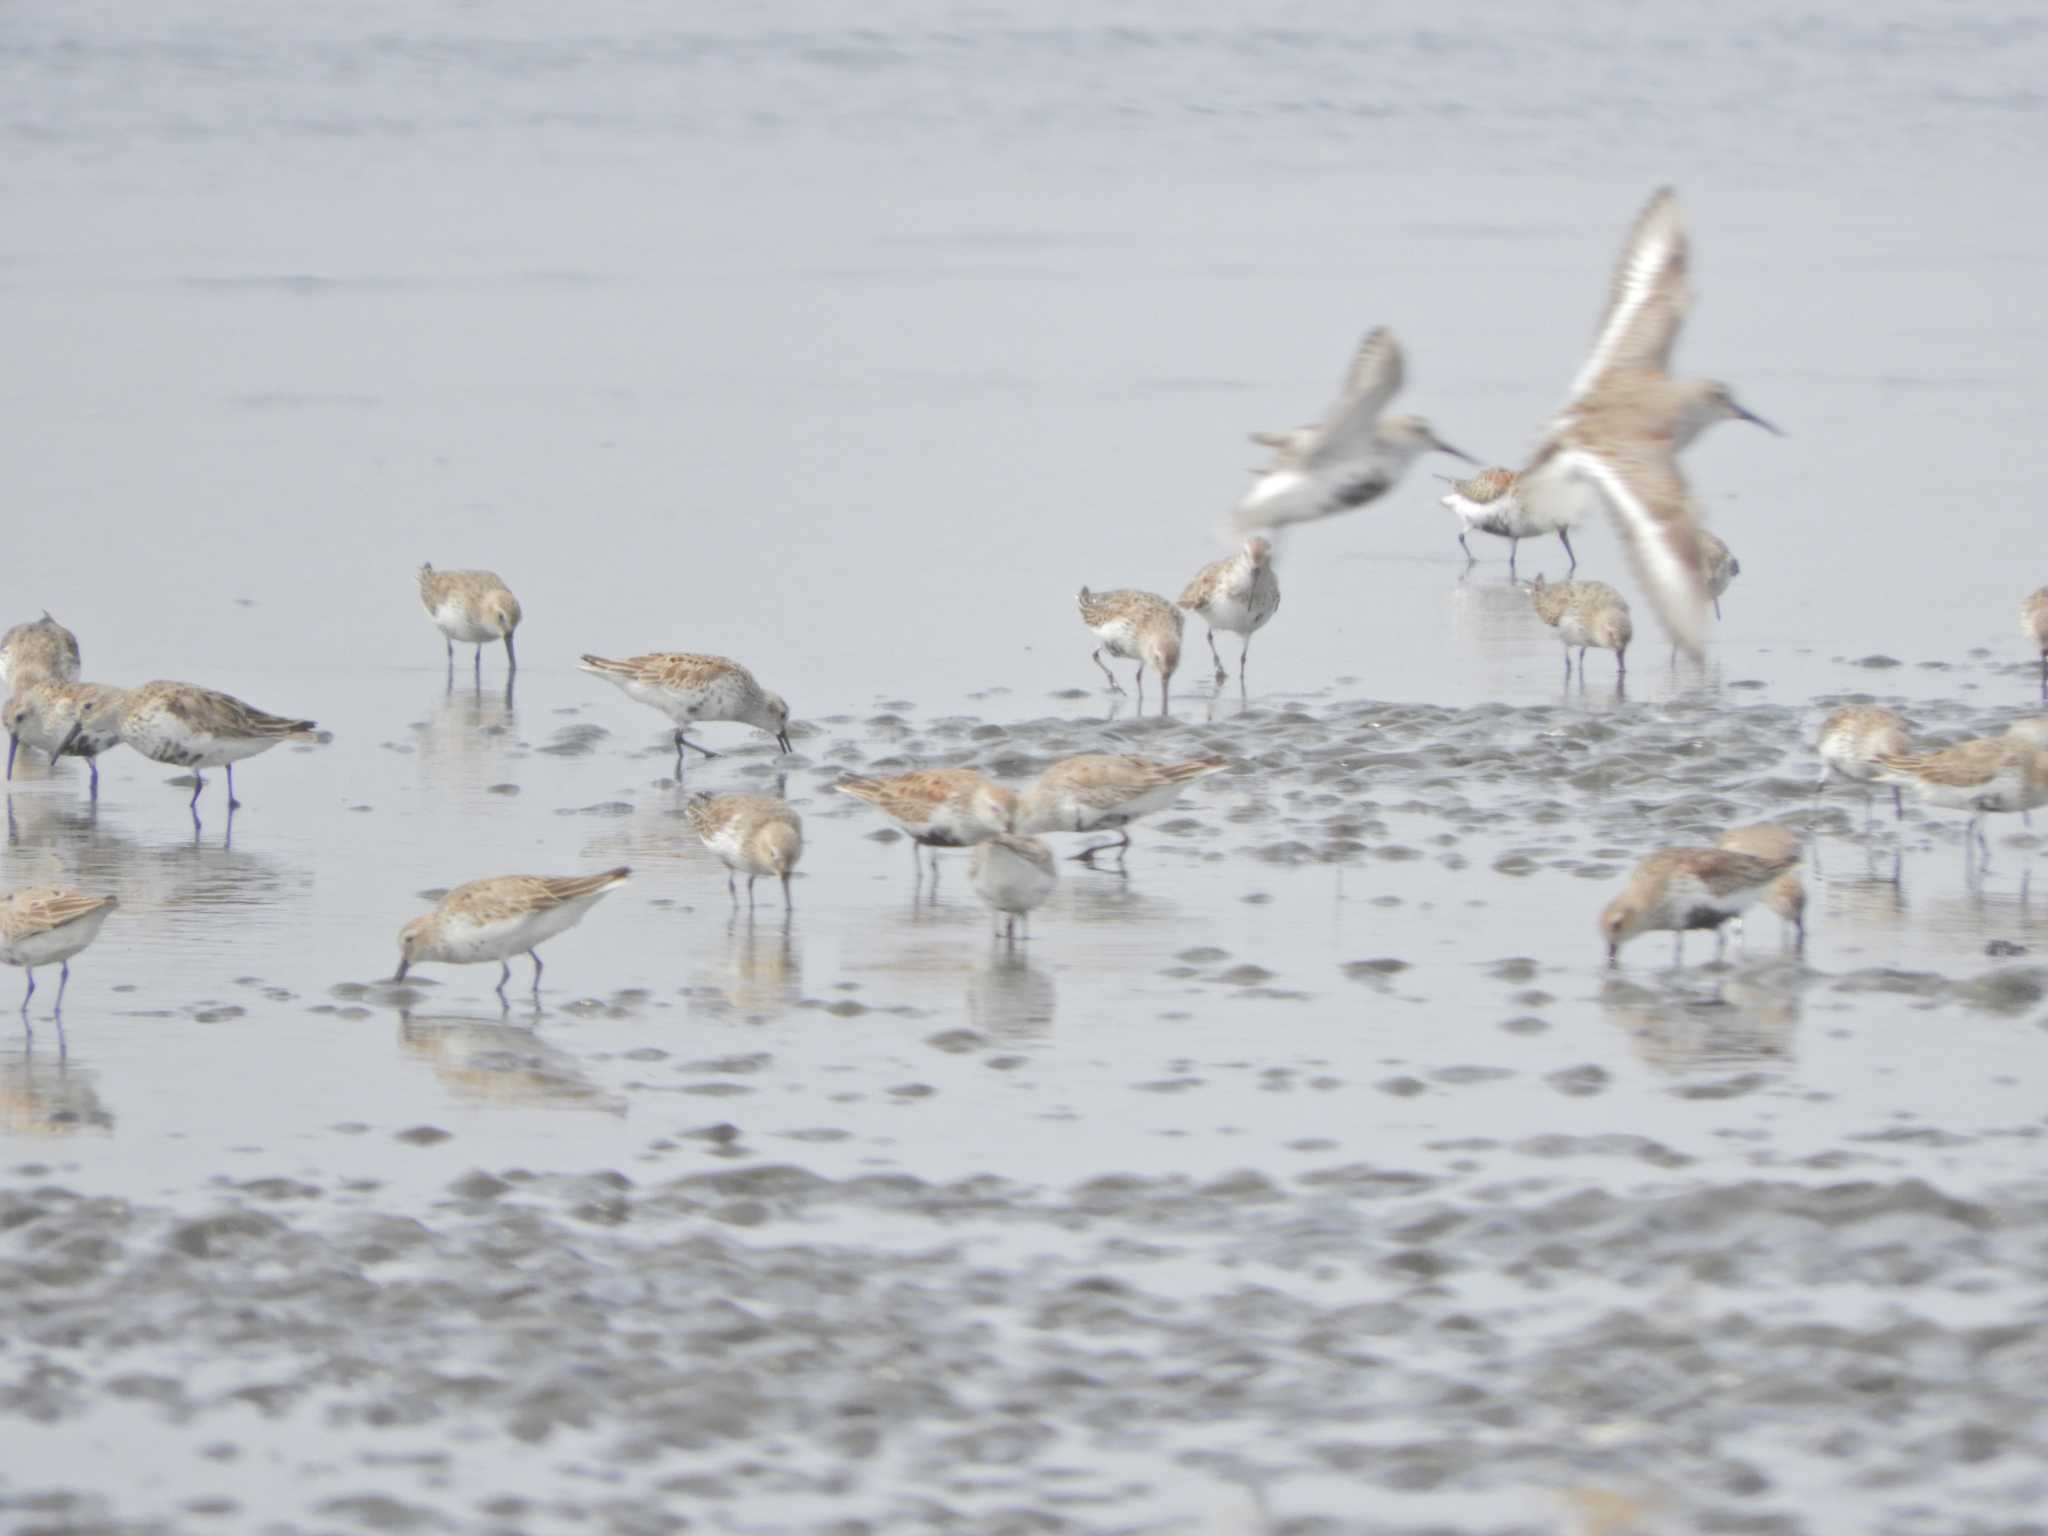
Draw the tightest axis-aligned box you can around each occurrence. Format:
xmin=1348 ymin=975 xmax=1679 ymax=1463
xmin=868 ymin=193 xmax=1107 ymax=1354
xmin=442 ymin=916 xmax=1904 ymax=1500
xmin=1564 ymin=187 xmax=1690 ymax=405
xmin=1303 ymin=327 xmax=1405 ymax=468
xmin=1554 ymin=442 xmax=1708 ymax=660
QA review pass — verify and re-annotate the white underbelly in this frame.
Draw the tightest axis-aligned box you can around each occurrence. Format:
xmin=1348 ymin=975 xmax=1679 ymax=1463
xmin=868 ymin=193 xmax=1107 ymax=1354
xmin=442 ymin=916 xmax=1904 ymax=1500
xmin=433 ymin=603 xmax=501 ymax=644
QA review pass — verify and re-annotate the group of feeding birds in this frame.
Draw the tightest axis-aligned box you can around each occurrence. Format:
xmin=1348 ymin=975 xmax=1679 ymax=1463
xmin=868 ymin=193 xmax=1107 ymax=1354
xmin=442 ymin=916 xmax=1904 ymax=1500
xmin=5 ymin=189 xmax=2048 ymax=1017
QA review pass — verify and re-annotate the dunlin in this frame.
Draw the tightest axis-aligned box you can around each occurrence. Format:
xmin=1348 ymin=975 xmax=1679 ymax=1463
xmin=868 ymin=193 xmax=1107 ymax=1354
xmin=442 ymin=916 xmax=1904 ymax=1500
xmin=0 ymin=613 xmax=80 ymax=695
xmin=1697 ymin=528 xmax=1739 ymax=620
xmin=1076 ymin=587 xmax=1183 ymax=714
xmin=969 ymin=833 xmax=1058 ymax=940
xmin=5 ymin=681 xmax=127 ymax=798
xmin=394 ymin=867 xmax=631 ymax=998
xmin=1516 ymin=188 xmax=1778 ymax=660
xmin=1815 ymin=705 xmax=1912 ymax=819
xmin=0 ymin=888 xmax=117 ymax=1018
xmin=685 ymin=792 xmax=803 ymax=907
xmin=1874 ymin=735 xmax=2048 ymax=863
xmin=834 ymin=768 xmax=1017 ymax=877
xmin=1528 ymin=576 xmax=1633 ymax=679
xmin=1177 ymin=538 xmax=1279 ymax=688
xmin=418 ymin=564 xmax=522 ymax=678
xmin=1715 ymin=822 xmax=1806 ymax=946
xmin=1234 ymin=328 xmax=1474 ymax=533
xmin=1599 ymin=846 xmax=1797 ymax=964
xmin=68 ymin=681 xmax=317 ymax=810
xmin=1016 ymin=753 xmax=1228 ymax=865
xmin=2022 ymin=588 xmax=2048 ymax=698
xmin=1438 ymin=467 xmax=1575 ymax=573
xmin=578 ymin=652 xmax=793 ymax=776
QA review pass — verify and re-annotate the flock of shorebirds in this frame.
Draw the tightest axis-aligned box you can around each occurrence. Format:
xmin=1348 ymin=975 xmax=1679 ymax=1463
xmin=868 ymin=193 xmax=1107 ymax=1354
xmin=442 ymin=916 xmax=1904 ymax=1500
xmin=3 ymin=187 xmax=2048 ymax=1018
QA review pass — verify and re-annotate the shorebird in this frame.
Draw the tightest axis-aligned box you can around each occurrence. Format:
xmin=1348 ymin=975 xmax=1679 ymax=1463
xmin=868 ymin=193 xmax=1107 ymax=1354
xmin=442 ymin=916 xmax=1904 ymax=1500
xmin=1514 ymin=188 xmax=1780 ymax=661
xmin=5 ymin=681 xmax=127 ymax=798
xmin=0 ymin=613 xmax=80 ymax=695
xmin=1697 ymin=528 xmax=1740 ymax=620
xmin=418 ymin=564 xmax=521 ymax=679
xmin=394 ymin=868 xmax=630 ymax=998
xmin=1528 ymin=576 xmax=1633 ymax=679
xmin=1234 ymin=328 xmax=1474 ymax=534
xmin=0 ymin=888 xmax=116 ymax=1022
xmin=578 ymin=652 xmax=793 ymax=777
xmin=65 ymin=681 xmax=317 ymax=811
xmin=1815 ymin=705 xmax=1912 ymax=819
xmin=1016 ymin=754 xmax=1228 ymax=866
xmin=1715 ymin=823 xmax=1806 ymax=947
xmin=969 ymin=834 xmax=1057 ymax=940
xmin=1076 ymin=588 xmax=1182 ymax=714
xmin=1177 ymin=538 xmax=1279 ymax=688
xmin=834 ymin=768 xmax=1018 ymax=878
xmin=1874 ymin=734 xmax=2048 ymax=864
xmin=685 ymin=792 xmax=803 ymax=907
xmin=1599 ymin=846 xmax=1797 ymax=964
xmin=2023 ymin=588 xmax=2048 ymax=698
xmin=1438 ymin=467 xmax=1575 ymax=573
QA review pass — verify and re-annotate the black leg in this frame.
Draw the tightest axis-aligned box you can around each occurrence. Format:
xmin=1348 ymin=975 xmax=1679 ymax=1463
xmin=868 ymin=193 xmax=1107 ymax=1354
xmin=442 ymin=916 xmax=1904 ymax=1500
xmin=226 ymin=763 xmax=240 ymax=809
xmin=1616 ymin=648 xmax=1627 ymax=677
xmin=1161 ymin=671 xmax=1170 ymax=719
xmin=474 ymin=645 xmax=483 ymax=683
xmin=1205 ymin=628 xmax=1226 ymax=685
xmin=909 ymin=838 xmax=924 ymax=883
xmin=727 ymin=872 xmax=738 ymax=905
xmin=1559 ymin=529 xmax=1576 ymax=570
xmin=1090 ymin=647 xmax=1125 ymax=695
xmin=1458 ymin=532 xmax=1473 ymax=562
xmin=1239 ymin=635 xmax=1251 ymax=687
xmin=1134 ymin=664 xmax=1145 ymax=712
xmin=496 ymin=961 xmax=511 ymax=999
xmin=446 ymin=637 xmax=454 ymax=668
xmin=190 ymin=771 xmax=205 ymax=808
xmin=87 ymin=758 xmax=98 ymax=799
xmin=1508 ymin=538 xmax=1518 ymax=574
xmin=674 ymin=731 xmax=687 ymax=778
xmin=747 ymin=874 xmax=757 ymax=910
xmin=531 ymin=952 xmax=543 ymax=993
xmin=1892 ymin=784 xmax=1903 ymax=820
xmin=20 ymin=969 xmax=33 ymax=1016
xmin=53 ymin=962 xmax=68 ymax=1015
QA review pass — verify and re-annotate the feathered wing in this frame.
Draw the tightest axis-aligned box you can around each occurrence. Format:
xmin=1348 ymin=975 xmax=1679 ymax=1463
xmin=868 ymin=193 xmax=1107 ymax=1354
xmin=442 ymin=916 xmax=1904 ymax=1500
xmin=1564 ymin=187 xmax=1691 ymax=405
xmin=5 ymin=888 xmax=116 ymax=934
xmin=1555 ymin=444 xmax=1708 ymax=660
xmin=536 ymin=868 xmax=632 ymax=904
xmin=160 ymin=684 xmax=316 ymax=738
xmin=1303 ymin=328 xmax=1405 ymax=467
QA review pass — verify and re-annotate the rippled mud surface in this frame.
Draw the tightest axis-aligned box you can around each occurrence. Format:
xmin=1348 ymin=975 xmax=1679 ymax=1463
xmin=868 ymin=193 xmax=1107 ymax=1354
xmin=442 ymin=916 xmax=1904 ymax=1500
xmin=6 ymin=665 xmax=2048 ymax=1534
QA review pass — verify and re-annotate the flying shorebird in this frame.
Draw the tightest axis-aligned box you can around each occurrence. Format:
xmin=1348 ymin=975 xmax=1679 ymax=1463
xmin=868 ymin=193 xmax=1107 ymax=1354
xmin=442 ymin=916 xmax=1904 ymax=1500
xmin=1513 ymin=188 xmax=1781 ymax=660
xmin=1233 ymin=328 xmax=1474 ymax=534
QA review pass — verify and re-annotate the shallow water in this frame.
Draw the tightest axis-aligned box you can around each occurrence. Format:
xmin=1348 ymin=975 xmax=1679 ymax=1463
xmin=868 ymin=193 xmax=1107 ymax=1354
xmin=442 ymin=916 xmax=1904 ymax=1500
xmin=5 ymin=4 xmax=2048 ymax=1533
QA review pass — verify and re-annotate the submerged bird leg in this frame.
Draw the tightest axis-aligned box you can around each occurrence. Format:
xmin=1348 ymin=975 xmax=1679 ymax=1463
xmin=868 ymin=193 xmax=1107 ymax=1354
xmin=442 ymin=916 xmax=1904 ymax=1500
xmin=446 ymin=637 xmax=454 ymax=669
xmin=1508 ymin=538 xmax=1519 ymax=575
xmin=20 ymin=968 xmax=33 ymax=1017
xmin=87 ymin=758 xmax=98 ymax=800
xmin=53 ymin=962 xmax=68 ymax=1015
xmin=474 ymin=645 xmax=484 ymax=683
xmin=909 ymin=838 xmax=924 ymax=882
xmin=747 ymin=874 xmax=758 ymax=910
xmin=727 ymin=872 xmax=738 ymax=904
xmin=226 ymin=764 xmax=241 ymax=810
xmin=1090 ymin=647 xmax=1125 ymax=695
xmin=1559 ymin=529 xmax=1577 ymax=571
xmin=1616 ymin=648 xmax=1627 ymax=678
xmin=1134 ymin=664 xmax=1146 ymax=712
xmin=190 ymin=771 xmax=206 ymax=809
xmin=496 ymin=961 xmax=511 ymax=999
xmin=1239 ymin=635 xmax=1252 ymax=687
xmin=1206 ymin=628 xmax=1226 ymax=685
xmin=1891 ymin=784 xmax=1903 ymax=821
xmin=1458 ymin=532 xmax=1474 ymax=563
xmin=530 ymin=952 xmax=543 ymax=993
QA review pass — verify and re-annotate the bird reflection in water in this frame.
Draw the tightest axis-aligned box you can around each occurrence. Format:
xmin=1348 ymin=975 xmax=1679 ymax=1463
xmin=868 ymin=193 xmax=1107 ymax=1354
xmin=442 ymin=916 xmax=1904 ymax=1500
xmin=418 ymin=674 xmax=520 ymax=787
xmin=966 ymin=947 xmax=1056 ymax=1039
xmin=1602 ymin=967 xmax=1808 ymax=1076
xmin=0 ymin=1052 xmax=111 ymax=1131
xmin=717 ymin=909 xmax=802 ymax=1018
xmin=396 ymin=1008 xmax=618 ymax=1113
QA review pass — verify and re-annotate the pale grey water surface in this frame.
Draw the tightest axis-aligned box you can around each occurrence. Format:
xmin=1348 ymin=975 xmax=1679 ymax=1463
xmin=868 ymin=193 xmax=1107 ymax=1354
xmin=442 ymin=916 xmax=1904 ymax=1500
xmin=5 ymin=4 xmax=2048 ymax=1533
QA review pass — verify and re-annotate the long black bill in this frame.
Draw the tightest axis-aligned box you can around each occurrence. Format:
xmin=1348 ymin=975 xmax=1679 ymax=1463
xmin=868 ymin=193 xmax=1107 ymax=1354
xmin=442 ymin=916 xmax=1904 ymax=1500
xmin=4 ymin=736 xmax=14 ymax=781
xmin=776 ymin=731 xmax=794 ymax=755
xmin=1734 ymin=404 xmax=1784 ymax=436
xmin=54 ymin=723 xmax=83 ymax=757
xmin=393 ymin=959 xmax=410 ymax=983
xmin=1435 ymin=440 xmax=1481 ymax=464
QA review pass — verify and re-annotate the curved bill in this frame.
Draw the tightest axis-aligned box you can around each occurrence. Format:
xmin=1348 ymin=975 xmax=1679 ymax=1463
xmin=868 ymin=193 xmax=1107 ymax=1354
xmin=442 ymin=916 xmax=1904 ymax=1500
xmin=1433 ymin=438 xmax=1481 ymax=464
xmin=1733 ymin=403 xmax=1783 ymax=436
xmin=393 ymin=958 xmax=410 ymax=983
xmin=5 ymin=735 xmax=14 ymax=781
xmin=53 ymin=723 xmax=83 ymax=758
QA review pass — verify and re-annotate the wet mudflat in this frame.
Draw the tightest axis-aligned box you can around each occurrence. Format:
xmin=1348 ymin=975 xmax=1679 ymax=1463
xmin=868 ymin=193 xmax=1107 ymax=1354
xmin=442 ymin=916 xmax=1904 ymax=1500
xmin=4 ymin=659 xmax=2048 ymax=1534
xmin=8 ymin=0 xmax=2048 ymax=1530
